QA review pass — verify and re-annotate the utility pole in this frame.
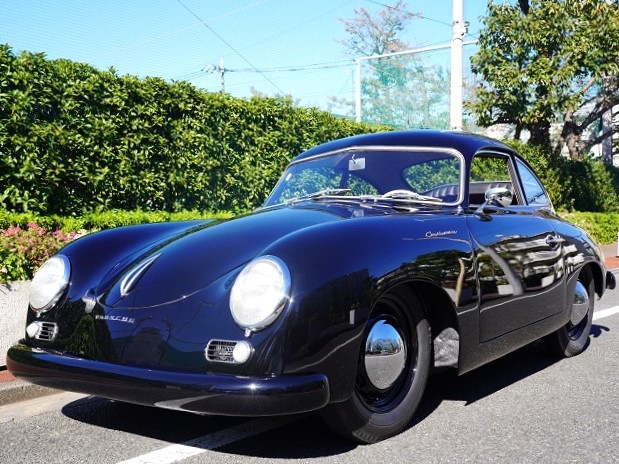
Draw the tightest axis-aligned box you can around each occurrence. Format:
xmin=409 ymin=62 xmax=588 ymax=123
xmin=203 ymin=56 xmax=226 ymax=92
xmin=450 ymin=0 xmax=467 ymax=131
xmin=219 ymin=56 xmax=225 ymax=92
xmin=354 ymin=1 xmax=473 ymax=125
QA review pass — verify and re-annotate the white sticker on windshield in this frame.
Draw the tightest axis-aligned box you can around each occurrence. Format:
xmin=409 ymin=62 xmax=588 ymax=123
xmin=349 ymin=157 xmax=365 ymax=171
xmin=285 ymin=173 xmax=293 ymax=181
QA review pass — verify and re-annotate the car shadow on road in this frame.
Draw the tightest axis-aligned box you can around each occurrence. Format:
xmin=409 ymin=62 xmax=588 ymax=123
xmin=590 ymin=323 xmax=610 ymax=338
xmin=60 ymin=331 xmax=611 ymax=458
xmin=414 ymin=343 xmax=557 ymax=422
xmin=412 ymin=327 xmax=610 ymax=427
xmin=61 ymin=396 xmax=357 ymax=458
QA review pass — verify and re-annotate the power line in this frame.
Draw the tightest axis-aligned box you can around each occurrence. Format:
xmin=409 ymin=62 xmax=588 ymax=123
xmin=91 ymin=0 xmax=273 ymax=61
xmin=362 ymin=0 xmax=479 ymax=40
xmin=363 ymin=0 xmax=452 ymax=27
xmin=233 ymin=1 xmax=356 ymax=56
xmin=172 ymin=58 xmax=352 ymax=84
xmin=175 ymin=0 xmax=284 ymax=94
xmin=227 ymin=60 xmax=352 ymax=74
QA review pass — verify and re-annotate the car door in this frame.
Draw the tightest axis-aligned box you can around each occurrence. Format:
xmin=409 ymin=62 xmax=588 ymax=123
xmin=465 ymin=151 xmax=566 ymax=343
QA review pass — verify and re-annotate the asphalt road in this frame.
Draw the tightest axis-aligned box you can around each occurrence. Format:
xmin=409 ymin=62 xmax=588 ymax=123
xmin=1 ymin=280 xmax=617 ymax=464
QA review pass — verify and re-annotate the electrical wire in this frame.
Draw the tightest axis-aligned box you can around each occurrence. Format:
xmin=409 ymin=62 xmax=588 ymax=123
xmin=362 ymin=0 xmax=480 ymax=40
xmin=91 ymin=0 xmax=273 ymax=61
xmin=227 ymin=60 xmax=352 ymax=74
xmin=175 ymin=0 xmax=284 ymax=93
xmin=236 ymin=1 xmax=356 ymax=55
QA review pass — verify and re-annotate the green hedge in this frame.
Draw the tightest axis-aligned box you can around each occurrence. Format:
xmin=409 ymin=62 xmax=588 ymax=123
xmin=0 ymin=45 xmax=384 ymax=216
xmin=561 ymin=212 xmax=619 ymax=245
xmin=0 ymin=209 xmax=232 ymax=233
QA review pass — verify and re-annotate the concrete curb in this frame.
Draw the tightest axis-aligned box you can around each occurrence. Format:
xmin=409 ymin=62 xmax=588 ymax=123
xmin=0 ymin=374 xmax=56 ymax=407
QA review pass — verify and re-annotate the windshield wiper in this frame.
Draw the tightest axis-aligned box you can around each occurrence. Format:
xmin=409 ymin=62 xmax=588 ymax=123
xmin=380 ymin=190 xmax=443 ymax=203
xmin=286 ymin=188 xmax=352 ymax=205
xmin=285 ymin=188 xmax=443 ymax=210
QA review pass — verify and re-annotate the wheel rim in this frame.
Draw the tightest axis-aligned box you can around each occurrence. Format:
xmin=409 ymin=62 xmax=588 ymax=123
xmin=355 ymin=294 xmax=417 ymax=413
xmin=567 ymin=280 xmax=591 ymax=340
xmin=364 ymin=319 xmax=407 ymax=390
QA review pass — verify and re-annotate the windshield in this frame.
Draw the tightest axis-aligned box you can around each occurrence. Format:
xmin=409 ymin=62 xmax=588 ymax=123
xmin=263 ymin=147 xmax=464 ymax=208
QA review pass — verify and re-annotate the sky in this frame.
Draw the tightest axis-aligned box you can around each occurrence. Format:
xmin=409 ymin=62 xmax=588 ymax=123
xmin=0 ymin=0 xmax=489 ymax=111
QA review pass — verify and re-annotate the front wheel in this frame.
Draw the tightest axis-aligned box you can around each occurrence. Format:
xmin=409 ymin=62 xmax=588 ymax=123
xmin=320 ymin=287 xmax=431 ymax=443
xmin=546 ymin=268 xmax=594 ymax=357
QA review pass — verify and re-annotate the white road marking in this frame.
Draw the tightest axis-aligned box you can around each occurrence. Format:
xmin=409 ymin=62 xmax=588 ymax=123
xmin=115 ymin=416 xmax=300 ymax=464
xmin=593 ymin=305 xmax=619 ymax=321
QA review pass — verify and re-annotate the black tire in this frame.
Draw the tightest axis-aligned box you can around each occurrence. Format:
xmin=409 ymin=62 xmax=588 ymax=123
xmin=320 ymin=287 xmax=431 ymax=443
xmin=546 ymin=267 xmax=594 ymax=357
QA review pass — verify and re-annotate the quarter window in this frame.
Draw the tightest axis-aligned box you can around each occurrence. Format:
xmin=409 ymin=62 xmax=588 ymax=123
xmin=516 ymin=159 xmax=549 ymax=206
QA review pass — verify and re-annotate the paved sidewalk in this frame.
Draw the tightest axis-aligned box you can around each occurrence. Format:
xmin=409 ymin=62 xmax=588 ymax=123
xmin=1 ymin=244 xmax=617 ymax=408
xmin=601 ymin=242 xmax=619 ymax=270
xmin=0 ymin=370 xmax=14 ymax=384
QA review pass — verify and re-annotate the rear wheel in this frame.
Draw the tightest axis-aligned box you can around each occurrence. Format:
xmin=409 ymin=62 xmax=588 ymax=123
xmin=320 ymin=287 xmax=431 ymax=443
xmin=546 ymin=267 xmax=594 ymax=357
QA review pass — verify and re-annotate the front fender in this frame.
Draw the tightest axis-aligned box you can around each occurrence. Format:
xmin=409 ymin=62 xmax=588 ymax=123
xmin=262 ymin=213 xmax=474 ymax=401
xmin=55 ymin=220 xmax=213 ymax=308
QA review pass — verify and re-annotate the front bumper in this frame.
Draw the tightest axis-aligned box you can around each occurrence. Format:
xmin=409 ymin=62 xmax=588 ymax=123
xmin=6 ymin=344 xmax=330 ymax=416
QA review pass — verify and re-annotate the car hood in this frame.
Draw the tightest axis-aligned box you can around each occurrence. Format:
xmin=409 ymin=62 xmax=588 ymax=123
xmin=97 ymin=206 xmax=344 ymax=309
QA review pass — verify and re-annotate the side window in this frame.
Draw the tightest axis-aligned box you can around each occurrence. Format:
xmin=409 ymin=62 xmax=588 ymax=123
xmin=470 ymin=155 xmax=510 ymax=182
xmin=469 ymin=154 xmax=517 ymax=205
xmin=403 ymin=158 xmax=460 ymax=192
xmin=403 ymin=157 xmax=461 ymax=202
xmin=516 ymin=159 xmax=549 ymax=206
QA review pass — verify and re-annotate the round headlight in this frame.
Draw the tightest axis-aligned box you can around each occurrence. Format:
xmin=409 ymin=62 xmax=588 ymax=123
xmin=230 ymin=256 xmax=291 ymax=332
xmin=29 ymin=255 xmax=70 ymax=313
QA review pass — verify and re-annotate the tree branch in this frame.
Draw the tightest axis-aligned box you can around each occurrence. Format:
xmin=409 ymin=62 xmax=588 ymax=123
xmin=517 ymin=0 xmax=530 ymax=14
xmin=576 ymin=94 xmax=619 ymax=133
xmin=581 ymin=129 xmax=618 ymax=152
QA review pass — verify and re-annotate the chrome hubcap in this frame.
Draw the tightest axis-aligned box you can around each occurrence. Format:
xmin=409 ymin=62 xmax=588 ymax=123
xmin=570 ymin=281 xmax=590 ymax=325
xmin=364 ymin=319 xmax=407 ymax=390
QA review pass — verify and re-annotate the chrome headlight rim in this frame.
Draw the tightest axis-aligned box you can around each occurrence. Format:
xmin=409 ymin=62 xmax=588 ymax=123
xmin=229 ymin=255 xmax=291 ymax=332
xmin=29 ymin=255 xmax=71 ymax=314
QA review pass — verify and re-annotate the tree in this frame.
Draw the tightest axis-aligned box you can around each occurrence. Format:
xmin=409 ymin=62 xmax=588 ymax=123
xmin=332 ymin=1 xmax=449 ymax=129
xmin=468 ymin=0 xmax=619 ymax=159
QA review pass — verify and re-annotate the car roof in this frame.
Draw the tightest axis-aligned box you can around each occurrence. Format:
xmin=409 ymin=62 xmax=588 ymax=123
xmin=293 ymin=130 xmax=513 ymax=163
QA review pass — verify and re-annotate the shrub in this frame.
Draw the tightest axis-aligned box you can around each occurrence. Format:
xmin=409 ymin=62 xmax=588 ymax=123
xmin=0 ymin=209 xmax=233 ymax=232
xmin=560 ymin=212 xmax=619 ymax=245
xmin=1 ymin=209 xmax=616 ymax=283
xmin=0 ymin=222 xmax=78 ymax=281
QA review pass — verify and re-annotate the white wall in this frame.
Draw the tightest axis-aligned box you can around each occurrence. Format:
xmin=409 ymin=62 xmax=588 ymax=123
xmin=0 ymin=281 xmax=30 ymax=367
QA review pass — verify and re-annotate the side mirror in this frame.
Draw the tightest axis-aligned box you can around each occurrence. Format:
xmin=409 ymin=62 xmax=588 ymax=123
xmin=485 ymin=187 xmax=513 ymax=207
xmin=474 ymin=187 xmax=513 ymax=220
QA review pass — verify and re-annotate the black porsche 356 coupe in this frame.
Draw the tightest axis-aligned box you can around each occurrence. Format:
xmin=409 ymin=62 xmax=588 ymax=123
xmin=7 ymin=130 xmax=616 ymax=443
